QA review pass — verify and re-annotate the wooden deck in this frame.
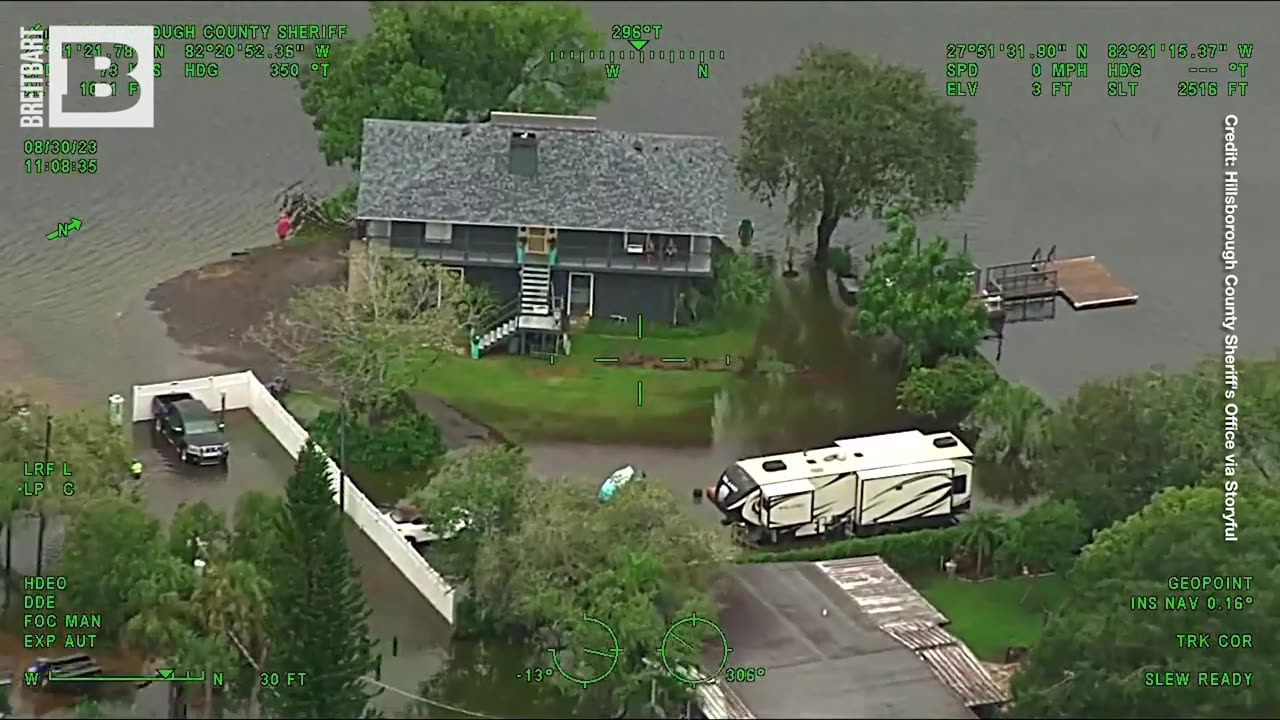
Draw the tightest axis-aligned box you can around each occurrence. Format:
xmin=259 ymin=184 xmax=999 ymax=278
xmin=1043 ymin=256 xmax=1139 ymax=309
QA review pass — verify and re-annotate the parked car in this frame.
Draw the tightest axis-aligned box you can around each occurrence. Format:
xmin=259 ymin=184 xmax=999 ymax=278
xmin=381 ymin=504 xmax=469 ymax=546
xmin=598 ymin=465 xmax=645 ymax=502
xmin=151 ymin=393 xmax=229 ymax=466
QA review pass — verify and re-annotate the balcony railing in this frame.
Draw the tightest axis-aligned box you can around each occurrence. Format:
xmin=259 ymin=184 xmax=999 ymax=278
xmin=367 ymin=236 xmax=713 ymax=274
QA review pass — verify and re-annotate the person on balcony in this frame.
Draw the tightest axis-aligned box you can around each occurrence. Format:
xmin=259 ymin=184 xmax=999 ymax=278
xmin=664 ymin=238 xmax=678 ymax=266
xmin=644 ymin=236 xmax=655 ymax=264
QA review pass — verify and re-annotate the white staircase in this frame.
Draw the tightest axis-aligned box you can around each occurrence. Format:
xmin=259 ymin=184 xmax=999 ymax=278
xmin=476 ymin=316 xmax=519 ymax=353
xmin=520 ymin=264 xmax=551 ymax=315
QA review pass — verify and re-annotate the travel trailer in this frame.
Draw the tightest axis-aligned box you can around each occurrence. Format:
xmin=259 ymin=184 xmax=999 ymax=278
xmin=705 ymin=430 xmax=973 ymax=545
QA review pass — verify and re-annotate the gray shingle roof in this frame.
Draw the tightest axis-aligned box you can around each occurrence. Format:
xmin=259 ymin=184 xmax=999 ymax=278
xmin=356 ymin=118 xmax=730 ymax=236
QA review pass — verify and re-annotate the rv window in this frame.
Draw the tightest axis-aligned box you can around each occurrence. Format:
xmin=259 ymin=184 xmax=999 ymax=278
xmin=761 ymin=460 xmax=786 ymax=472
xmin=952 ymin=475 xmax=968 ymax=494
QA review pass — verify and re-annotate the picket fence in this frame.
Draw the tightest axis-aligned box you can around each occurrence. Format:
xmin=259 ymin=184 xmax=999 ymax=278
xmin=131 ymin=372 xmax=457 ymax=625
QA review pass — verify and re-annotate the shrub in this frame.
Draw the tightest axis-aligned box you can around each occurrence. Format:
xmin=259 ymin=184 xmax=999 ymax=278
xmin=994 ymin=500 xmax=1086 ymax=576
xmin=714 ymin=252 xmax=772 ymax=320
xmin=744 ymin=503 xmax=1090 ymax=580
xmin=744 ymin=525 xmax=966 ymax=572
xmin=898 ymin=354 xmax=1000 ymax=421
xmin=311 ymin=402 xmax=446 ymax=473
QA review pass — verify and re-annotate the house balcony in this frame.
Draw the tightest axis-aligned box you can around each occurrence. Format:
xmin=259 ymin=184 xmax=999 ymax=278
xmin=365 ymin=235 xmax=714 ymax=275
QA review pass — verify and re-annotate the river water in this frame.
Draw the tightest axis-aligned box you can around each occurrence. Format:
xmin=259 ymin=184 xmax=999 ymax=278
xmin=2 ymin=1 xmax=1279 ymax=716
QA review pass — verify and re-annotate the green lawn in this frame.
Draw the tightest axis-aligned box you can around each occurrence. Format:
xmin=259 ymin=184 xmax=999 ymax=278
xmin=413 ymin=325 xmax=754 ymax=445
xmin=283 ymin=389 xmax=338 ymax=425
xmin=914 ymin=574 xmax=1070 ymax=661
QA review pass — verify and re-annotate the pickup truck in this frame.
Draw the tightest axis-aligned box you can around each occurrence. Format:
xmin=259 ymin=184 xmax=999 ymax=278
xmin=152 ymin=393 xmax=229 ymax=465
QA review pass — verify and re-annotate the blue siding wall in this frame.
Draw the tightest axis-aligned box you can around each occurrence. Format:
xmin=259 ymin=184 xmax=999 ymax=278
xmin=458 ymin=265 xmax=520 ymax=305
xmin=553 ymin=270 xmax=692 ymax=324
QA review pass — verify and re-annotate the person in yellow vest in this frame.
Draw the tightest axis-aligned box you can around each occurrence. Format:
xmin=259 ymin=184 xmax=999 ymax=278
xmin=129 ymin=458 xmax=143 ymax=479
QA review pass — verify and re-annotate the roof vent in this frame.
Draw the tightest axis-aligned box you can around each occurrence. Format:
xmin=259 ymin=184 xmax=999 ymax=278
xmin=761 ymin=460 xmax=786 ymax=472
xmin=509 ymin=131 xmax=538 ymax=177
xmin=633 ymin=139 xmax=644 ymax=152
xmin=461 ymin=125 xmax=473 ymax=137
xmin=933 ymin=436 xmax=959 ymax=448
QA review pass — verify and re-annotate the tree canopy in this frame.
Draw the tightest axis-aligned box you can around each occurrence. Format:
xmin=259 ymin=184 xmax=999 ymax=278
xmin=1011 ymin=481 xmax=1279 ymax=717
xmin=0 ymin=390 xmax=134 ymax=507
xmin=1033 ymin=363 xmax=1219 ymax=533
xmin=411 ymin=446 xmax=735 ymax=716
xmin=250 ymin=248 xmax=494 ymax=413
xmin=61 ymin=494 xmax=173 ymax=633
xmin=737 ymin=45 xmax=977 ymax=265
xmin=300 ymin=1 xmax=608 ymax=166
xmin=857 ymin=209 xmax=987 ymax=366
xmin=265 ymin=442 xmax=378 ymax=718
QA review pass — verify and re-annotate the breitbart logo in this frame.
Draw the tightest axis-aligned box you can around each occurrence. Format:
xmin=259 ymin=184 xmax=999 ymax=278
xmin=19 ymin=25 xmax=155 ymax=129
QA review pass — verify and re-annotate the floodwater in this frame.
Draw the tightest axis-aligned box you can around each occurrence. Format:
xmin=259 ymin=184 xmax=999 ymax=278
xmin=0 ymin=414 xmax=450 ymax=717
xmin=3 ymin=1 xmax=1280 ymax=716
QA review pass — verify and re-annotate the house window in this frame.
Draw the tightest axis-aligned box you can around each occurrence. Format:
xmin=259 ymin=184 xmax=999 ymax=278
xmin=623 ymin=232 xmax=648 ymax=254
xmin=437 ymin=266 xmax=465 ymax=305
xmin=423 ymin=221 xmax=452 ymax=244
xmin=365 ymin=220 xmax=390 ymax=239
xmin=390 ymin=221 xmax=425 ymax=249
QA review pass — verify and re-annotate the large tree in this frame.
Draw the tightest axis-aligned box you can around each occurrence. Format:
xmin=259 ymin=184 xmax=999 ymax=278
xmin=300 ymin=1 xmax=608 ymax=166
xmin=229 ymin=490 xmax=285 ymax=572
xmin=416 ymin=446 xmax=736 ymax=716
xmin=264 ymin=442 xmax=378 ymax=718
xmin=250 ymin=249 xmax=494 ymax=414
xmin=1011 ymin=481 xmax=1279 ymax=717
xmin=857 ymin=209 xmax=988 ymax=366
xmin=408 ymin=445 xmax=527 ymax=585
xmin=191 ymin=559 xmax=272 ymax=717
xmin=60 ymin=495 xmax=171 ymax=632
xmin=169 ymin=500 xmax=228 ymax=565
xmin=1036 ymin=363 xmax=1220 ymax=533
xmin=1238 ymin=357 xmax=1279 ymax=479
xmin=0 ymin=391 xmax=135 ymax=578
xmin=737 ymin=45 xmax=977 ymax=266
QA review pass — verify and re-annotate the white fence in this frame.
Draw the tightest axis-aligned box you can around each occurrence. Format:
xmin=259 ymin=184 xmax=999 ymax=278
xmin=131 ymin=372 xmax=457 ymax=625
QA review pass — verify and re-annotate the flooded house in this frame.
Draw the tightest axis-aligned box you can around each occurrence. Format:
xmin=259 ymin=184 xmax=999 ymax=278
xmin=354 ymin=111 xmax=731 ymax=357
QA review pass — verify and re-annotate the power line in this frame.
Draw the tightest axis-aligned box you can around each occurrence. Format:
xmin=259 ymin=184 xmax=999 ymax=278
xmin=362 ymin=675 xmax=502 ymax=719
xmin=226 ymin=630 xmax=502 ymax=719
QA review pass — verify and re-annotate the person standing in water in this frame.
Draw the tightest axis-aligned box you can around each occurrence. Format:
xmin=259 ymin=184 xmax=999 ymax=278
xmin=276 ymin=212 xmax=293 ymax=243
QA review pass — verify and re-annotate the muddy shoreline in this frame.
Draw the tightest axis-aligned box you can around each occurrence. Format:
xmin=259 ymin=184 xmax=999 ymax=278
xmin=144 ymin=238 xmax=505 ymax=449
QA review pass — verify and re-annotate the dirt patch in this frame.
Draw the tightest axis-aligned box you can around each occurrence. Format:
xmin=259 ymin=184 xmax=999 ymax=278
xmin=145 ymin=237 xmax=347 ymax=374
xmin=145 ymin=239 xmax=506 ymax=450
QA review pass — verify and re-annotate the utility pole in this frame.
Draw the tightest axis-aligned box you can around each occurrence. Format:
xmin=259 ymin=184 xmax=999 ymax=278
xmin=35 ymin=413 xmax=51 ymax=577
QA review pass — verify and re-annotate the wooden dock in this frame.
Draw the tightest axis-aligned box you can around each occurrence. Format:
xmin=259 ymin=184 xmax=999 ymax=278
xmin=1043 ymin=256 xmax=1139 ymax=309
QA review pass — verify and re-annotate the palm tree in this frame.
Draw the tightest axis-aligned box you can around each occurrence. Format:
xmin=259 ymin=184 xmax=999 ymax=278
xmin=124 ymin=555 xmax=198 ymax=718
xmin=968 ymin=381 xmax=1051 ymax=473
xmin=956 ymin=510 xmax=1005 ymax=577
xmin=178 ymin=633 xmax=236 ymax=718
xmin=191 ymin=559 xmax=271 ymax=717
